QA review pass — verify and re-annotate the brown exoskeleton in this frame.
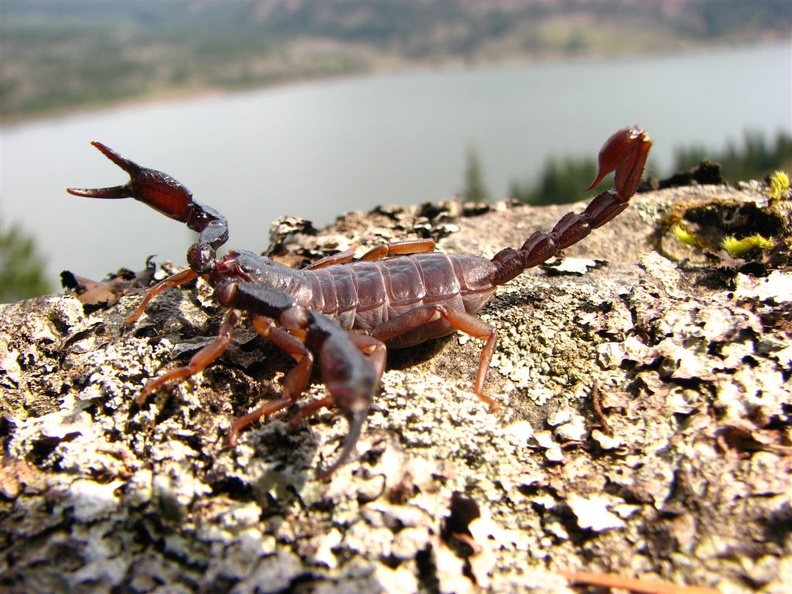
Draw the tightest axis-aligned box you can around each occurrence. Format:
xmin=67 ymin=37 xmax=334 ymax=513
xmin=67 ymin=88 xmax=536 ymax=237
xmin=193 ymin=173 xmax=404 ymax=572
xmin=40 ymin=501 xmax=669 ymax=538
xmin=68 ymin=126 xmax=652 ymax=478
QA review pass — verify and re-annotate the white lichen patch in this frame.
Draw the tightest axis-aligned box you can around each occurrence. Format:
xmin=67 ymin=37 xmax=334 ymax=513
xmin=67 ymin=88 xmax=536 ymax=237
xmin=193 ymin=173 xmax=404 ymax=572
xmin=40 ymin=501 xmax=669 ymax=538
xmin=566 ymin=493 xmax=627 ymax=532
xmin=62 ymin=478 xmax=125 ymax=522
xmin=735 ymin=270 xmax=792 ymax=303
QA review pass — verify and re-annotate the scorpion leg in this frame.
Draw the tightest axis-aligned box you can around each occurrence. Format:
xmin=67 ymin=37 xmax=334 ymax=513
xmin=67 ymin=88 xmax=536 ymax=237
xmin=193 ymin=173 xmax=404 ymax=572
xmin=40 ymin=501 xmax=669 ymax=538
xmin=227 ymin=316 xmax=315 ymax=445
xmin=125 ymin=269 xmax=199 ymax=325
xmin=357 ymin=239 xmax=436 ymax=261
xmin=215 ymin=280 xmax=381 ymax=479
xmin=371 ymin=305 xmax=499 ymax=411
xmin=137 ymin=309 xmax=241 ymax=405
xmin=307 ymin=247 xmax=360 ymax=269
xmin=307 ymin=238 xmax=436 ymax=269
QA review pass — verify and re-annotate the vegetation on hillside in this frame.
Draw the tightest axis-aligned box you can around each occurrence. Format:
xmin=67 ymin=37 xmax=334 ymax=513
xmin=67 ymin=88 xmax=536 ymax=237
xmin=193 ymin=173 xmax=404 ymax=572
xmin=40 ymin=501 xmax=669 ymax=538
xmin=1 ymin=0 xmax=790 ymax=120
xmin=509 ymin=157 xmax=598 ymax=206
xmin=0 ymin=219 xmax=51 ymax=303
xmin=673 ymin=131 xmax=792 ymax=184
xmin=461 ymin=147 xmax=490 ymax=203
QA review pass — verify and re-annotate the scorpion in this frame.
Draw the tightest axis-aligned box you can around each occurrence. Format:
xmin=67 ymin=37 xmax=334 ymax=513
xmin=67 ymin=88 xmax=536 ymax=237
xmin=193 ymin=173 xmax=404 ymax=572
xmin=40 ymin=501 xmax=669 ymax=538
xmin=67 ymin=126 xmax=651 ymax=478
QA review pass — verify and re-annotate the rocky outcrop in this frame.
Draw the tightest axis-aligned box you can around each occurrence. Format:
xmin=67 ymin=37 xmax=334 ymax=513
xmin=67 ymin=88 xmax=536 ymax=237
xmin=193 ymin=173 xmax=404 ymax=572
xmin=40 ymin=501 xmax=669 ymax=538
xmin=1 ymin=183 xmax=790 ymax=593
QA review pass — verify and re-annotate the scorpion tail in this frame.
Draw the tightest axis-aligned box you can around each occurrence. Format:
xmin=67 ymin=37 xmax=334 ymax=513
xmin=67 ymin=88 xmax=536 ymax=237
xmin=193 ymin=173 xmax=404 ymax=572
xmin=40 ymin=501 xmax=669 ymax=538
xmin=489 ymin=126 xmax=652 ymax=286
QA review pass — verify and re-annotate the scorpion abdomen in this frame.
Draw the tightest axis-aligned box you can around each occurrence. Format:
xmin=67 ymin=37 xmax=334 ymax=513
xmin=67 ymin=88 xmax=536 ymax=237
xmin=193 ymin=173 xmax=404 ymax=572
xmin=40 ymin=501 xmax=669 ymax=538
xmin=304 ymin=252 xmax=497 ymax=347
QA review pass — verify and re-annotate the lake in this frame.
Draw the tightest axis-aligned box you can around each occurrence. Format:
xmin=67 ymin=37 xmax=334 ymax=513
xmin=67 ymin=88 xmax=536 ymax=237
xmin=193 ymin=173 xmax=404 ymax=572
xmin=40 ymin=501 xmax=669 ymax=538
xmin=1 ymin=41 xmax=790 ymax=285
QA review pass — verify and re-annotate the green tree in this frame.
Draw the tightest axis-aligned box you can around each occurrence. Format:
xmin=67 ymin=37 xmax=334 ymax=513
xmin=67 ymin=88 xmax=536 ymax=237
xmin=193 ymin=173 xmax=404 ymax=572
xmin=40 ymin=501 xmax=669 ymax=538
xmin=673 ymin=131 xmax=792 ymax=182
xmin=461 ymin=146 xmax=490 ymax=202
xmin=0 ymin=218 xmax=52 ymax=302
xmin=510 ymin=155 xmax=597 ymax=206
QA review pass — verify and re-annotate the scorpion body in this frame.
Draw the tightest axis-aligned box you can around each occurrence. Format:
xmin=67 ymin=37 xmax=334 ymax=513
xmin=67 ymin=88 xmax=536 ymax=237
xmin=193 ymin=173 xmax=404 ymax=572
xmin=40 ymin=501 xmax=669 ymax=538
xmin=68 ymin=126 xmax=651 ymax=478
xmin=241 ymin=250 xmax=498 ymax=346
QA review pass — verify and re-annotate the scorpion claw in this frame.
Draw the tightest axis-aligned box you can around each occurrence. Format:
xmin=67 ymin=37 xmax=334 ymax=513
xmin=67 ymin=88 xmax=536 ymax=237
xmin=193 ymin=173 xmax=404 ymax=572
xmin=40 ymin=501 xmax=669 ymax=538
xmin=316 ymin=408 xmax=368 ymax=481
xmin=67 ymin=184 xmax=135 ymax=199
xmin=87 ymin=141 xmax=142 ymax=175
xmin=66 ymin=142 xmax=141 ymax=199
xmin=68 ymin=141 xmax=198 ymax=225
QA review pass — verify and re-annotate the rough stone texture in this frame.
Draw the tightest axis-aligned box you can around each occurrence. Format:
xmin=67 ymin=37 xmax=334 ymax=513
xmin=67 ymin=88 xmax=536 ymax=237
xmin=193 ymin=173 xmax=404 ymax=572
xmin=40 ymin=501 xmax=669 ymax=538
xmin=1 ymin=183 xmax=790 ymax=593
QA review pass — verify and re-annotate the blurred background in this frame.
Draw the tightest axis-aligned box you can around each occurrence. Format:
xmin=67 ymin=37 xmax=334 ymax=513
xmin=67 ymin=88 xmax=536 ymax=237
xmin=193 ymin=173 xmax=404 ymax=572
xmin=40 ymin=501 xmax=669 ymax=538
xmin=1 ymin=0 xmax=791 ymax=301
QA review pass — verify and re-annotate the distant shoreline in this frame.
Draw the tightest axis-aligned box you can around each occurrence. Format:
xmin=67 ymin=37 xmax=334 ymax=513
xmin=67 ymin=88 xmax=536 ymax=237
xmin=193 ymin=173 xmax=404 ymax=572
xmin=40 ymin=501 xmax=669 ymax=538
xmin=2 ymin=37 xmax=786 ymax=128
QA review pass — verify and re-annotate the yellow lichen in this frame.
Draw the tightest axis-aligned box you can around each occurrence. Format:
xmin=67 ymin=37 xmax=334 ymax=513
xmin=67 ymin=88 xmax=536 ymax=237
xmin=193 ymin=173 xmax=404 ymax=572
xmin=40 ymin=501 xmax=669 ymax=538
xmin=767 ymin=170 xmax=790 ymax=202
xmin=721 ymin=234 xmax=773 ymax=258
xmin=673 ymin=225 xmax=704 ymax=248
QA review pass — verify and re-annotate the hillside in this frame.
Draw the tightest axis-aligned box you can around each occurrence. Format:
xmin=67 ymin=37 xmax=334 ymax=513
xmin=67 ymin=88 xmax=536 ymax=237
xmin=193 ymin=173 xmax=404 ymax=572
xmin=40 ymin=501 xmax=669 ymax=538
xmin=1 ymin=0 xmax=790 ymax=120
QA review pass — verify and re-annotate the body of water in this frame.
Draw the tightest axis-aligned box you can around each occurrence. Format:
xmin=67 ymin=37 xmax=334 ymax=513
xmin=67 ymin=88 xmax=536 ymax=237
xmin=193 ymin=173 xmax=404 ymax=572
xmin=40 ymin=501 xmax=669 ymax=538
xmin=1 ymin=41 xmax=790 ymax=285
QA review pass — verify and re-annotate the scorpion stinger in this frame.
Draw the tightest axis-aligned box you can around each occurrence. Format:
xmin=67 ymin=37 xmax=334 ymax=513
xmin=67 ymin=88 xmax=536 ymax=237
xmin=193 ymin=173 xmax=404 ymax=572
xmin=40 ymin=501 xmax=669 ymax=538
xmin=68 ymin=126 xmax=652 ymax=479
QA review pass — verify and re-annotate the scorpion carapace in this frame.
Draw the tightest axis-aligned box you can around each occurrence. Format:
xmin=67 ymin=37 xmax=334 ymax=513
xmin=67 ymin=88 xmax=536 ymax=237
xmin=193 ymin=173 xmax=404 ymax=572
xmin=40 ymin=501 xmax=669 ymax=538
xmin=67 ymin=126 xmax=652 ymax=478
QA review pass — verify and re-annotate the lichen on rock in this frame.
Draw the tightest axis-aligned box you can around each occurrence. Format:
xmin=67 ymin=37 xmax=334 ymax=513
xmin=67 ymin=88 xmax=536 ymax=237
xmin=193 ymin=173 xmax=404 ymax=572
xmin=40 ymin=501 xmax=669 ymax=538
xmin=1 ymin=183 xmax=790 ymax=593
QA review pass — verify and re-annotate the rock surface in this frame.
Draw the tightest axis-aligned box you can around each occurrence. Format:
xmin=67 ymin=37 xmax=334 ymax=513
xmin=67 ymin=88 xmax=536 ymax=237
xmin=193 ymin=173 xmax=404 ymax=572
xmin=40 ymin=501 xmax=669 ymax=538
xmin=1 ymin=182 xmax=790 ymax=593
